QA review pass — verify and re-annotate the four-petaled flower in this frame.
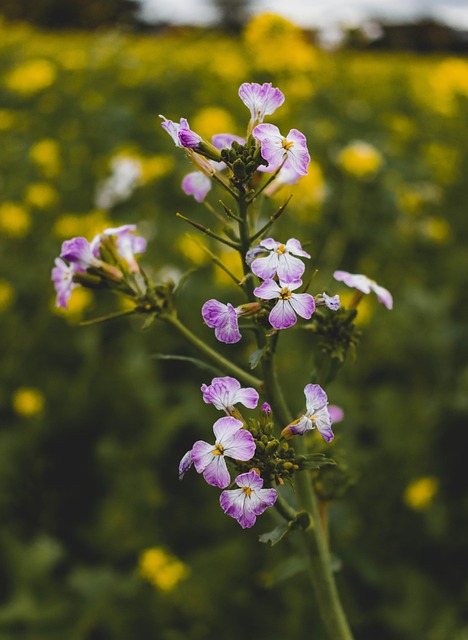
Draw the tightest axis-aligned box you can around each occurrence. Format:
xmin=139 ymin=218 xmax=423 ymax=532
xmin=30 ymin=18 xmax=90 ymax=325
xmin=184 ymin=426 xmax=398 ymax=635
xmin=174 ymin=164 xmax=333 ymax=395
xmin=238 ymin=82 xmax=285 ymax=128
xmin=202 ymin=299 xmax=242 ymax=344
xmin=253 ymin=279 xmax=315 ymax=330
xmin=250 ymin=237 xmax=311 ymax=282
xmin=252 ymin=123 xmax=310 ymax=176
xmin=333 ymin=270 xmax=393 ymax=310
xmin=201 ymin=376 xmax=259 ymax=414
xmin=191 ymin=416 xmax=255 ymax=488
xmin=219 ymin=470 xmax=278 ymax=529
xmin=282 ymin=384 xmax=334 ymax=443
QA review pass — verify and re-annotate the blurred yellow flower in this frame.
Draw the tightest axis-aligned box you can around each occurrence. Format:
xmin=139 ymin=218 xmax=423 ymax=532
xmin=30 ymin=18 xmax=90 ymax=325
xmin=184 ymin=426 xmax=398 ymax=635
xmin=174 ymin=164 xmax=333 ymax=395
xmin=337 ymin=141 xmax=383 ymax=179
xmin=4 ymin=59 xmax=57 ymax=95
xmin=139 ymin=155 xmax=175 ymax=183
xmin=0 ymin=202 xmax=31 ymax=238
xmin=339 ymin=291 xmax=373 ymax=325
xmin=59 ymin=49 xmax=88 ymax=70
xmin=176 ymin=234 xmax=209 ymax=266
xmin=52 ymin=287 xmax=94 ymax=323
xmin=428 ymin=58 xmax=468 ymax=115
xmin=404 ymin=476 xmax=438 ymax=511
xmin=244 ymin=13 xmax=317 ymax=74
xmin=138 ymin=547 xmax=189 ymax=592
xmin=213 ymin=250 xmax=243 ymax=288
xmin=423 ymin=217 xmax=451 ymax=244
xmin=0 ymin=280 xmax=15 ymax=313
xmin=29 ymin=139 xmax=61 ymax=178
xmin=25 ymin=183 xmax=59 ymax=209
xmin=53 ymin=211 xmax=110 ymax=239
xmin=192 ymin=107 xmax=237 ymax=141
xmin=12 ymin=387 xmax=45 ymax=417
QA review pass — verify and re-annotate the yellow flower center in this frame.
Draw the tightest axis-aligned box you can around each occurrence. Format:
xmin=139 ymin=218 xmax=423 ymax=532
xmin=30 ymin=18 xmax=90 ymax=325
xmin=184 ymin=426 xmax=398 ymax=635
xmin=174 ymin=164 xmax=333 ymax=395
xmin=242 ymin=486 xmax=252 ymax=497
xmin=213 ymin=444 xmax=224 ymax=456
xmin=280 ymin=287 xmax=292 ymax=300
xmin=282 ymin=138 xmax=294 ymax=150
xmin=276 ymin=243 xmax=286 ymax=254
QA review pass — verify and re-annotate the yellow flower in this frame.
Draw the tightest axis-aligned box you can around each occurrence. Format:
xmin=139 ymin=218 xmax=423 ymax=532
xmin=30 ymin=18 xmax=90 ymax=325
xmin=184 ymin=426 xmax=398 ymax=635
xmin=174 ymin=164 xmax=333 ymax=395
xmin=423 ymin=217 xmax=451 ymax=244
xmin=138 ymin=547 xmax=189 ymax=592
xmin=52 ymin=211 xmax=110 ymax=239
xmin=12 ymin=387 xmax=45 ymax=417
xmin=192 ymin=107 xmax=236 ymax=141
xmin=404 ymin=477 xmax=438 ymax=511
xmin=0 ymin=202 xmax=31 ymax=238
xmin=25 ymin=183 xmax=59 ymax=209
xmin=176 ymin=234 xmax=209 ymax=266
xmin=213 ymin=250 xmax=243 ymax=288
xmin=0 ymin=280 xmax=15 ymax=313
xmin=428 ymin=58 xmax=468 ymax=115
xmin=29 ymin=139 xmax=61 ymax=178
xmin=4 ymin=59 xmax=57 ymax=95
xmin=139 ymin=155 xmax=175 ymax=183
xmin=337 ymin=141 xmax=383 ymax=179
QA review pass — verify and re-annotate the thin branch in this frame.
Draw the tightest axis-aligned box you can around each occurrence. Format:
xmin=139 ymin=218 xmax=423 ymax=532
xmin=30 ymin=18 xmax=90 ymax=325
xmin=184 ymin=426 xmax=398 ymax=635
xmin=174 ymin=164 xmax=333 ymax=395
xmin=176 ymin=212 xmax=239 ymax=249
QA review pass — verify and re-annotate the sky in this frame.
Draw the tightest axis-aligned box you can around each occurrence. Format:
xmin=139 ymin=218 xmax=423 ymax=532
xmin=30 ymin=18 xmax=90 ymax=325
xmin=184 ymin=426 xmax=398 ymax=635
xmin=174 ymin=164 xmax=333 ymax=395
xmin=138 ymin=0 xmax=468 ymax=30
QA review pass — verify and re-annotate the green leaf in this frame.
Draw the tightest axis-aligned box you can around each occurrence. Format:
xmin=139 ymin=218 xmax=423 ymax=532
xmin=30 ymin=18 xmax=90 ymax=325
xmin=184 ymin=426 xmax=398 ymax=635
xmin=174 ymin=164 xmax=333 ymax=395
xmin=258 ymin=521 xmax=292 ymax=546
xmin=249 ymin=348 xmax=265 ymax=370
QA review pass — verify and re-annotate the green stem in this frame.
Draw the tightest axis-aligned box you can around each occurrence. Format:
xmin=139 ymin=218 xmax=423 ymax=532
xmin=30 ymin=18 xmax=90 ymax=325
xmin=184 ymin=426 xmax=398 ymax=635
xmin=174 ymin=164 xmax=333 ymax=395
xmin=163 ymin=313 xmax=262 ymax=390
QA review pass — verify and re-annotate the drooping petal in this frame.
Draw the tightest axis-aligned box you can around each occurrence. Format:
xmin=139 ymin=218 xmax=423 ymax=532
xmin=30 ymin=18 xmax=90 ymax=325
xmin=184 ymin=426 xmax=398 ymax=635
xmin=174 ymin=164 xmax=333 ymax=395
xmin=333 ymin=270 xmax=372 ymax=293
xmin=178 ymin=450 xmax=193 ymax=480
xmin=286 ymin=415 xmax=313 ymax=437
xmin=51 ymin=257 xmax=79 ymax=308
xmin=201 ymin=454 xmax=231 ymax=488
xmin=370 ymin=282 xmax=393 ymax=310
xmin=201 ymin=300 xmax=242 ymax=344
xmin=284 ymin=238 xmax=311 ymax=259
xmin=253 ymin=279 xmax=281 ymax=300
xmin=304 ymin=384 xmax=328 ymax=414
xmin=202 ymin=299 xmax=230 ymax=328
xmin=289 ymin=292 xmax=315 ymax=320
xmin=182 ymin=171 xmax=212 ymax=202
xmin=314 ymin=406 xmax=334 ymax=443
xmin=231 ymin=387 xmax=259 ymax=410
xmin=269 ymin=299 xmax=297 ymax=330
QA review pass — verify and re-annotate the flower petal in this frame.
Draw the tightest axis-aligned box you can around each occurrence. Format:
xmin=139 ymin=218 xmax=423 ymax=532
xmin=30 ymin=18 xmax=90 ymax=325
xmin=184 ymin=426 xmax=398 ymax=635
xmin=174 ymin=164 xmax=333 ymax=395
xmin=304 ymin=384 xmax=328 ymax=414
xmin=370 ymin=282 xmax=393 ymax=310
xmin=269 ymin=300 xmax=297 ymax=330
xmin=182 ymin=171 xmax=212 ymax=202
xmin=289 ymin=293 xmax=315 ymax=320
xmin=253 ymin=279 xmax=281 ymax=300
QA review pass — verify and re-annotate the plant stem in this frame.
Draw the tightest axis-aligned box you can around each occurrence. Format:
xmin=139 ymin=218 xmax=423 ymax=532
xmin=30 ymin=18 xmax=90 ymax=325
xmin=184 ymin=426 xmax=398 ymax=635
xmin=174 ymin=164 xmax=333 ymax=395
xmin=163 ymin=313 xmax=262 ymax=390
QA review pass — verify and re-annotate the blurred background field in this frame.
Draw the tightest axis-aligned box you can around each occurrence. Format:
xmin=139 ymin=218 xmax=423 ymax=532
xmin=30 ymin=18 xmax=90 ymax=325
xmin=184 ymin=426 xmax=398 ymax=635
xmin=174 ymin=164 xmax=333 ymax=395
xmin=1 ymin=5 xmax=468 ymax=639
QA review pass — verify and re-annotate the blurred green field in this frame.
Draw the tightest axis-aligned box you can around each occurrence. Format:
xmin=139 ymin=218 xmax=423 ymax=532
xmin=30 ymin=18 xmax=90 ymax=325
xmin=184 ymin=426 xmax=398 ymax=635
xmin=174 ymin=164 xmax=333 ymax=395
xmin=1 ymin=13 xmax=468 ymax=640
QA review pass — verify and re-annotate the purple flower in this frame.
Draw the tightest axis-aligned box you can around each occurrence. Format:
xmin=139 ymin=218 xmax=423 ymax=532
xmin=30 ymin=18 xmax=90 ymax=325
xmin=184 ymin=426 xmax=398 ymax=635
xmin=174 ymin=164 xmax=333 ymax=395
xmin=250 ymin=237 xmax=310 ymax=282
xmin=201 ymin=376 xmax=259 ymax=413
xmin=191 ymin=416 xmax=255 ymax=488
xmin=333 ymin=270 xmax=393 ymax=310
xmin=102 ymin=225 xmax=147 ymax=272
xmin=182 ymin=171 xmax=212 ymax=202
xmin=238 ymin=82 xmax=285 ymax=127
xmin=219 ymin=470 xmax=278 ymax=529
xmin=261 ymin=402 xmax=271 ymax=416
xmin=178 ymin=450 xmax=193 ymax=480
xmin=60 ymin=237 xmax=102 ymax=270
xmin=253 ymin=279 xmax=315 ymax=330
xmin=282 ymin=384 xmax=334 ymax=443
xmin=212 ymin=133 xmax=245 ymax=150
xmin=178 ymin=127 xmax=203 ymax=149
xmin=202 ymin=299 xmax=242 ymax=344
xmin=159 ymin=116 xmax=190 ymax=147
xmin=51 ymin=257 xmax=80 ymax=308
xmin=252 ymin=124 xmax=310 ymax=176
xmin=316 ymin=292 xmax=341 ymax=311
xmin=329 ymin=405 xmax=344 ymax=424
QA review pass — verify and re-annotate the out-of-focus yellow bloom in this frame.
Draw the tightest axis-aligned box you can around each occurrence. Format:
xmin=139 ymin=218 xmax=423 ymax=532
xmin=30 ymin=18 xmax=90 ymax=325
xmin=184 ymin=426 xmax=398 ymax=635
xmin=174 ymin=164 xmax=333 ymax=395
xmin=12 ymin=387 xmax=45 ymax=417
xmin=423 ymin=217 xmax=451 ymax=244
xmin=139 ymin=155 xmax=175 ymax=183
xmin=59 ymin=49 xmax=88 ymax=70
xmin=428 ymin=58 xmax=468 ymax=115
xmin=0 ymin=280 xmax=15 ymax=313
xmin=339 ymin=291 xmax=373 ymax=325
xmin=0 ymin=109 xmax=16 ymax=130
xmin=337 ymin=141 xmax=383 ymax=178
xmin=423 ymin=142 xmax=459 ymax=185
xmin=176 ymin=234 xmax=209 ymax=266
xmin=52 ymin=211 xmax=110 ymax=239
xmin=4 ymin=59 xmax=57 ymax=95
xmin=192 ymin=107 xmax=237 ymax=141
xmin=291 ymin=161 xmax=326 ymax=210
xmin=29 ymin=139 xmax=61 ymax=178
xmin=53 ymin=287 xmax=93 ymax=323
xmin=213 ymin=250 xmax=243 ymax=288
xmin=205 ymin=41 xmax=247 ymax=83
xmin=0 ymin=202 xmax=31 ymax=238
xmin=244 ymin=13 xmax=317 ymax=74
xmin=404 ymin=476 xmax=438 ymax=511
xmin=25 ymin=183 xmax=59 ymax=209
xmin=138 ymin=547 xmax=189 ymax=592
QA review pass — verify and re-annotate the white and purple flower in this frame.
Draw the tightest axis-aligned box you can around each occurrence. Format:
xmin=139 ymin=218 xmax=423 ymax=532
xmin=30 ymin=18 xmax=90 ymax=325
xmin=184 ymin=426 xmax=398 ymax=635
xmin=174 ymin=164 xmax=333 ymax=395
xmin=250 ymin=237 xmax=311 ymax=282
xmin=60 ymin=236 xmax=102 ymax=270
xmin=333 ymin=270 xmax=393 ymax=310
xmin=282 ymin=384 xmax=334 ymax=443
xmin=181 ymin=171 xmax=212 ymax=202
xmin=239 ymin=82 xmax=285 ymax=128
xmin=252 ymin=124 xmax=310 ymax=176
xmin=102 ymin=225 xmax=147 ymax=273
xmin=317 ymin=292 xmax=341 ymax=311
xmin=253 ymin=279 xmax=315 ymax=330
xmin=51 ymin=257 xmax=80 ymax=308
xmin=191 ymin=416 xmax=256 ymax=488
xmin=219 ymin=470 xmax=278 ymax=529
xmin=202 ymin=299 xmax=242 ymax=344
xmin=159 ymin=116 xmax=191 ymax=147
xmin=201 ymin=376 xmax=259 ymax=414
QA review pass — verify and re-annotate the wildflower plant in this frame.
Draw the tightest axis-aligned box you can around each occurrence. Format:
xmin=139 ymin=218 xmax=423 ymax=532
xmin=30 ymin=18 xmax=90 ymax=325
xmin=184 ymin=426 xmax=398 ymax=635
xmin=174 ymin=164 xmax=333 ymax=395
xmin=51 ymin=82 xmax=393 ymax=640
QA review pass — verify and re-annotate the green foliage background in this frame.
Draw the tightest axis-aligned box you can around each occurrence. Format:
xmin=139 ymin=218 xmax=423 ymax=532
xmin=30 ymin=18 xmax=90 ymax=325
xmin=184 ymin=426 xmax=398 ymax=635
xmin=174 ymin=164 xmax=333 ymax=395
xmin=1 ymin=14 xmax=468 ymax=639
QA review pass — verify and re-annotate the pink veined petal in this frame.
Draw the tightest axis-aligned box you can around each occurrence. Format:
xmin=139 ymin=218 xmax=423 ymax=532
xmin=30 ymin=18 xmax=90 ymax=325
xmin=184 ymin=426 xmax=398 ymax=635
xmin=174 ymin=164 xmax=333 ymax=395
xmin=220 ymin=487 xmax=245 ymax=520
xmin=260 ymin=137 xmax=285 ymax=169
xmin=231 ymin=387 xmax=259 ymax=409
xmin=251 ymin=253 xmax=280 ymax=280
xmin=269 ymin=300 xmax=297 ymax=330
xmin=253 ymin=279 xmax=281 ymax=300
xmin=202 ymin=299 xmax=230 ymax=328
xmin=276 ymin=254 xmax=306 ymax=282
xmin=249 ymin=488 xmax=278 ymax=516
xmin=284 ymin=238 xmax=311 ymax=259
xmin=221 ymin=429 xmax=255 ymax=462
xmin=259 ymin=237 xmax=280 ymax=251
xmin=213 ymin=416 xmax=243 ymax=442
xmin=202 ymin=455 xmax=231 ymax=488
xmin=289 ymin=292 xmax=315 ymax=320
xmin=278 ymin=278 xmax=302 ymax=292
xmin=215 ymin=306 xmax=242 ymax=344
xmin=182 ymin=171 xmax=212 ymax=202
xmin=178 ymin=450 xmax=193 ymax=480
xmin=191 ymin=440 xmax=216 ymax=473
xmin=304 ymin=384 xmax=328 ymax=414
xmin=201 ymin=376 xmax=241 ymax=409
xmin=333 ymin=270 xmax=372 ymax=293
xmin=235 ymin=470 xmax=265 ymax=491
xmin=288 ymin=415 xmax=313 ymax=436
xmin=314 ymin=406 xmax=334 ymax=443
xmin=371 ymin=282 xmax=393 ymax=310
